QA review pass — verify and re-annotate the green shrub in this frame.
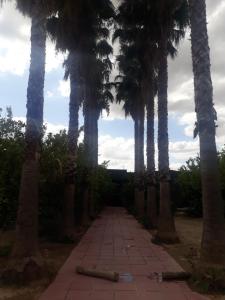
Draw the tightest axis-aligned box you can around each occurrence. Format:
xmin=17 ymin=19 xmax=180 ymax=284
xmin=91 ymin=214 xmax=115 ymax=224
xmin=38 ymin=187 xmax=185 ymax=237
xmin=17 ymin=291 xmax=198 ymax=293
xmin=39 ymin=131 xmax=67 ymax=239
xmin=122 ymin=173 xmax=135 ymax=213
xmin=0 ymin=108 xmax=25 ymax=228
xmin=176 ymin=157 xmax=202 ymax=217
xmin=0 ymin=108 xmax=114 ymax=239
xmin=190 ymin=266 xmax=225 ymax=293
xmin=0 ymin=244 xmax=12 ymax=257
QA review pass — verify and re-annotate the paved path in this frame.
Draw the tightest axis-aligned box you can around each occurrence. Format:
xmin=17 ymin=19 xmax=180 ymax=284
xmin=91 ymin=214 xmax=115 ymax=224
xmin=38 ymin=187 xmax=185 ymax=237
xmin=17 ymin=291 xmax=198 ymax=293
xmin=39 ymin=207 xmax=208 ymax=300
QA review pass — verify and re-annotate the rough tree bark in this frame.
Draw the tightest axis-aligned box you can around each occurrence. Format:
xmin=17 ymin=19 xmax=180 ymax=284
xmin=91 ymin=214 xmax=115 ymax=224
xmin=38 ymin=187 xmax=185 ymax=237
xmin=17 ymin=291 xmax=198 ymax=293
xmin=92 ymin=106 xmax=99 ymax=168
xmin=189 ymin=0 xmax=225 ymax=265
xmin=154 ymin=36 xmax=179 ymax=244
xmin=82 ymin=86 xmax=93 ymax=225
xmin=62 ymin=51 xmax=80 ymax=240
xmin=134 ymin=102 xmax=145 ymax=219
xmin=146 ymin=70 xmax=157 ymax=228
xmin=3 ymin=4 xmax=47 ymax=282
xmin=88 ymin=106 xmax=99 ymax=218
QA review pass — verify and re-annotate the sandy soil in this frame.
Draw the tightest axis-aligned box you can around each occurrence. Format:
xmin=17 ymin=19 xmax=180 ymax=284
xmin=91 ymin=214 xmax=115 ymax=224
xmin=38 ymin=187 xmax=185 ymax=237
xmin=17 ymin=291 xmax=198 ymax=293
xmin=0 ymin=231 xmax=79 ymax=300
xmin=1 ymin=216 xmax=225 ymax=299
xmin=162 ymin=215 xmax=225 ymax=300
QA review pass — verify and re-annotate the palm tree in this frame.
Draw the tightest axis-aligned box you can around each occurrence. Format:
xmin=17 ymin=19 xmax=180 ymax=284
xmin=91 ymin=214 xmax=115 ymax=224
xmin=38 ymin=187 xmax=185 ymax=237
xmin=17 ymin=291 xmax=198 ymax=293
xmin=114 ymin=2 xmax=150 ymax=218
xmin=4 ymin=0 xmax=59 ymax=277
xmin=189 ymin=0 xmax=225 ymax=265
xmin=82 ymin=40 xmax=114 ymax=220
xmin=152 ymin=0 xmax=189 ymax=243
xmin=114 ymin=1 xmax=157 ymax=224
xmin=146 ymin=66 xmax=158 ymax=228
xmin=47 ymin=3 xmax=83 ymax=238
xmin=78 ymin=5 xmax=114 ymax=223
xmin=115 ymin=50 xmax=145 ymax=218
xmin=116 ymin=0 xmax=188 ymax=238
xmin=47 ymin=0 xmax=115 ymax=231
xmin=155 ymin=36 xmax=179 ymax=243
xmin=83 ymin=40 xmax=113 ymax=169
xmin=61 ymin=52 xmax=82 ymax=239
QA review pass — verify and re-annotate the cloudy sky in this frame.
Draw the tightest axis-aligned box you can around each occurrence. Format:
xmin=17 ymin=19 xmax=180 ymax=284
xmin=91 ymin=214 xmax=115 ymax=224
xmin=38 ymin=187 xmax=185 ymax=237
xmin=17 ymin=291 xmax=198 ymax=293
xmin=0 ymin=0 xmax=225 ymax=171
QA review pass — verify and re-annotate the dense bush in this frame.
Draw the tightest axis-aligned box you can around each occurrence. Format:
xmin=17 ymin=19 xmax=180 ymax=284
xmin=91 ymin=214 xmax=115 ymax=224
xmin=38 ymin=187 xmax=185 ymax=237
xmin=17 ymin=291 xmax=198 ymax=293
xmin=39 ymin=131 xmax=68 ymax=239
xmin=0 ymin=108 xmax=113 ymax=238
xmin=176 ymin=151 xmax=225 ymax=217
xmin=0 ymin=108 xmax=25 ymax=228
xmin=176 ymin=157 xmax=202 ymax=217
xmin=3 ymin=107 xmax=225 ymax=232
xmin=122 ymin=172 xmax=135 ymax=213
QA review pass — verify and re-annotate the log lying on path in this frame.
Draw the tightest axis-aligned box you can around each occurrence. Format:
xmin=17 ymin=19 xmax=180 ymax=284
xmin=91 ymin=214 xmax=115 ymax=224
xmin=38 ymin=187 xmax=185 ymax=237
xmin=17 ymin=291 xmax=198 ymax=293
xmin=149 ymin=271 xmax=191 ymax=281
xmin=161 ymin=271 xmax=191 ymax=281
xmin=76 ymin=266 xmax=119 ymax=282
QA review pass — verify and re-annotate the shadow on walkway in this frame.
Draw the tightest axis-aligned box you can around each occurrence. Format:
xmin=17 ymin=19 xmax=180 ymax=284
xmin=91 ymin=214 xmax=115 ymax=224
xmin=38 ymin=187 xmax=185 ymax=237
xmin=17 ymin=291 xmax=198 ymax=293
xmin=39 ymin=207 xmax=209 ymax=300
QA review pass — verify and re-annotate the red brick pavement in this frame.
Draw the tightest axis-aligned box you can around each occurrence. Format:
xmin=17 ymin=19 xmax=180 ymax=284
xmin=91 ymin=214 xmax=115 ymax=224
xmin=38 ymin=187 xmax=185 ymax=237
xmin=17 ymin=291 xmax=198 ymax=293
xmin=39 ymin=207 xmax=209 ymax=300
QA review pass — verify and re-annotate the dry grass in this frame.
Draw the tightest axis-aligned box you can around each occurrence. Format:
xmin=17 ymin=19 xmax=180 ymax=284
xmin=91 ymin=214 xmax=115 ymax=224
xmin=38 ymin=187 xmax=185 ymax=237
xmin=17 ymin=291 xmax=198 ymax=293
xmin=1 ymin=215 xmax=225 ymax=299
xmin=161 ymin=214 xmax=225 ymax=300
xmin=0 ymin=230 xmax=80 ymax=300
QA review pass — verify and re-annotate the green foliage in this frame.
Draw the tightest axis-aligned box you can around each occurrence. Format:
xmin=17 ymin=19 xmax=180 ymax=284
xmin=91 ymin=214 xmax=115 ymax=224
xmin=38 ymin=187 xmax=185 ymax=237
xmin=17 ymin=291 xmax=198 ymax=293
xmin=176 ymin=157 xmax=202 ymax=217
xmin=0 ymin=108 xmax=113 ymax=239
xmin=139 ymin=215 xmax=151 ymax=229
xmin=0 ymin=108 xmax=25 ymax=228
xmin=90 ymin=164 xmax=114 ymax=214
xmin=122 ymin=172 xmax=135 ymax=213
xmin=190 ymin=266 xmax=225 ymax=293
xmin=0 ymin=244 xmax=12 ymax=257
xmin=39 ymin=131 xmax=68 ymax=239
xmin=176 ymin=150 xmax=225 ymax=217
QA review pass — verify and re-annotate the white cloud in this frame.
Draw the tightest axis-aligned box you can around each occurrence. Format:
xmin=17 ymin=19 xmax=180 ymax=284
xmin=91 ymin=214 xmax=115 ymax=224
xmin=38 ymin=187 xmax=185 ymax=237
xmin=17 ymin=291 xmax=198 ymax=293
xmin=46 ymin=91 xmax=54 ymax=98
xmin=98 ymin=135 xmax=200 ymax=171
xmin=13 ymin=116 xmax=26 ymax=123
xmin=169 ymin=140 xmax=199 ymax=163
xmin=166 ymin=0 xmax=225 ymax=164
xmin=101 ymin=102 xmax=127 ymax=121
xmin=0 ymin=1 xmax=64 ymax=76
xmin=44 ymin=122 xmax=66 ymax=134
xmin=45 ymin=41 xmax=65 ymax=73
xmin=0 ymin=36 xmax=30 ymax=75
xmin=2 ymin=1 xmax=225 ymax=171
xmin=58 ymin=80 xmax=70 ymax=98
xmin=99 ymin=135 xmax=134 ymax=170
xmin=19 ymin=24 xmax=30 ymax=38
xmin=0 ymin=2 xmax=30 ymax=75
xmin=13 ymin=116 xmax=67 ymax=134
xmin=170 ymin=162 xmax=184 ymax=171
xmin=9 ymin=118 xmax=207 ymax=171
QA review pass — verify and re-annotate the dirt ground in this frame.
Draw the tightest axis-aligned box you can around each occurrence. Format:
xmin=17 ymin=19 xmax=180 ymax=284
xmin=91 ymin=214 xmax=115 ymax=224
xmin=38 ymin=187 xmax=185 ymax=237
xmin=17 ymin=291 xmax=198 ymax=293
xmin=162 ymin=215 xmax=225 ymax=300
xmin=1 ymin=216 xmax=225 ymax=299
xmin=0 ymin=231 xmax=79 ymax=300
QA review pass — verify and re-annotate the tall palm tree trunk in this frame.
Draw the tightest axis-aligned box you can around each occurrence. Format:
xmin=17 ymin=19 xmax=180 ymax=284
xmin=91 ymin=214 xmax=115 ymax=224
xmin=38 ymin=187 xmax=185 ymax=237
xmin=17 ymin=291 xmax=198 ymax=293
xmin=154 ymin=37 xmax=179 ymax=244
xmin=134 ymin=102 xmax=145 ymax=219
xmin=62 ymin=51 xmax=80 ymax=239
xmin=88 ymin=107 xmax=98 ymax=217
xmin=92 ymin=109 xmax=99 ymax=168
xmin=146 ymin=71 xmax=157 ymax=228
xmin=84 ymin=89 xmax=94 ymax=167
xmin=189 ymin=0 xmax=225 ymax=264
xmin=11 ymin=8 xmax=46 ymax=264
xmin=83 ymin=87 xmax=93 ymax=224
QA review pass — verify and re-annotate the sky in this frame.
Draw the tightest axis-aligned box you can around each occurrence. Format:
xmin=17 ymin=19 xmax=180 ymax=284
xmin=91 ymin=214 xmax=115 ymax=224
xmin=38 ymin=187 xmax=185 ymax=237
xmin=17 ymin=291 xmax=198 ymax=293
xmin=0 ymin=0 xmax=225 ymax=171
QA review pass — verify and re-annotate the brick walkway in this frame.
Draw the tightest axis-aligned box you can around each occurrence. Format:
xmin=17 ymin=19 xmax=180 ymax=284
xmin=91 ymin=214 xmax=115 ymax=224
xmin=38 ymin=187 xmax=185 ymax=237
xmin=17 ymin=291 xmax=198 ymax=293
xmin=39 ymin=207 xmax=209 ymax=300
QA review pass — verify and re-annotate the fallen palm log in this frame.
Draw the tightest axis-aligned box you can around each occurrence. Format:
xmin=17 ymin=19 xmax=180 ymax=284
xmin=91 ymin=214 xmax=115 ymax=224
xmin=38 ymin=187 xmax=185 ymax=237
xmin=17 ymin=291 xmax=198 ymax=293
xmin=149 ymin=271 xmax=191 ymax=282
xmin=76 ymin=266 xmax=119 ymax=282
xmin=160 ymin=271 xmax=191 ymax=281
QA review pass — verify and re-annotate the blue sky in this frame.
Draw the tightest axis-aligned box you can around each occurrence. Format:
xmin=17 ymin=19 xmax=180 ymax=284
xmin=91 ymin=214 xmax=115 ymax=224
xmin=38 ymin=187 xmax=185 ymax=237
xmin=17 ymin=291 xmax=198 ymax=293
xmin=1 ymin=0 xmax=225 ymax=171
